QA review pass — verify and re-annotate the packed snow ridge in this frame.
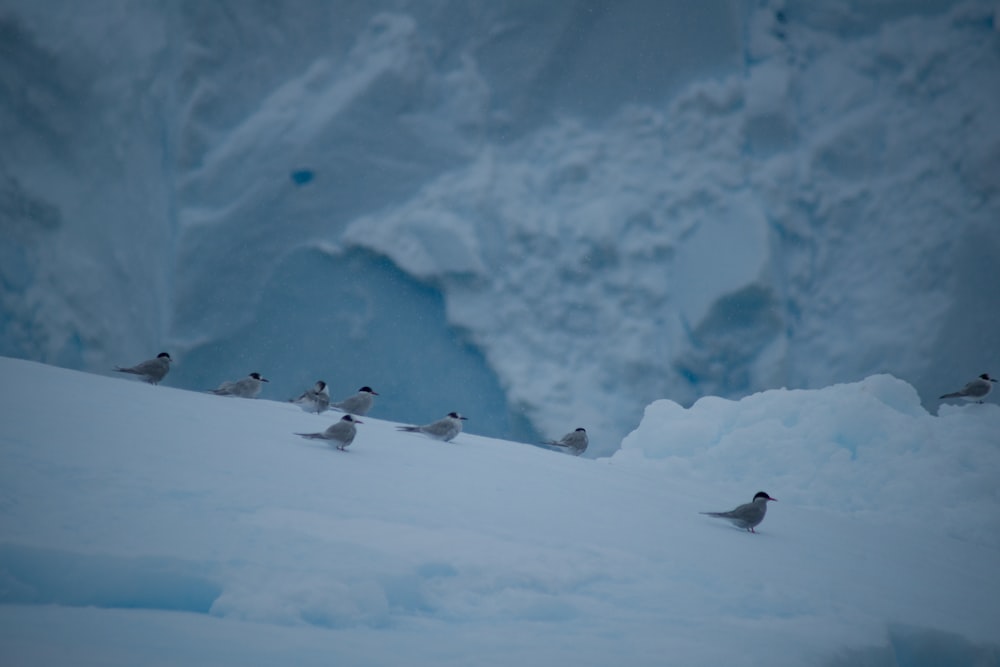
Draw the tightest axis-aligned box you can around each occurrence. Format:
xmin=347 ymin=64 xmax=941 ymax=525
xmin=1 ymin=357 xmax=999 ymax=666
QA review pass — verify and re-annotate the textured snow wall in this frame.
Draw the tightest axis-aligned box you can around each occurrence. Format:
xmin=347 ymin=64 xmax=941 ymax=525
xmin=2 ymin=1 xmax=998 ymax=451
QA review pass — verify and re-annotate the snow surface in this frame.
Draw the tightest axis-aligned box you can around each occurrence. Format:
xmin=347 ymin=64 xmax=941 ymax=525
xmin=2 ymin=1 xmax=999 ymax=455
xmin=1 ymin=356 xmax=999 ymax=666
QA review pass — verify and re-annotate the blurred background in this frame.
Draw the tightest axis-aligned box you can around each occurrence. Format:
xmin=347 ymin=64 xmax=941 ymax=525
xmin=2 ymin=0 xmax=998 ymax=454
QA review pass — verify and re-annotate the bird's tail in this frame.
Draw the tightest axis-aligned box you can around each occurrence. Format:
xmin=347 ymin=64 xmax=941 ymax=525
xmin=939 ymin=392 xmax=962 ymax=399
xmin=295 ymin=433 xmax=323 ymax=439
xmin=396 ymin=426 xmax=420 ymax=432
xmin=114 ymin=367 xmax=137 ymax=374
xmin=700 ymin=512 xmax=725 ymax=517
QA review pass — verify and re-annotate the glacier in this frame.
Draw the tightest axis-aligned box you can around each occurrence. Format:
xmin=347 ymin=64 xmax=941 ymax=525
xmin=1 ymin=1 xmax=999 ymax=454
xmin=1 ymin=357 xmax=999 ymax=665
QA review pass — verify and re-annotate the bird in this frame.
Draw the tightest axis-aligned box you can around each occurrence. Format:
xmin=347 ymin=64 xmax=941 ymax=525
xmin=396 ymin=412 xmax=467 ymax=442
xmin=329 ymin=386 xmax=379 ymax=416
xmin=544 ymin=427 xmax=588 ymax=456
xmin=290 ymin=380 xmax=330 ymax=414
xmin=939 ymin=373 xmax=996 ymax=403
xmin=211 ymin=372 xmax=269 ymax=398
xmin=701 ymin=491 xmax=777 ymax=533
xmin=114 ymin=352 xmax=172 ymax=385
xmin=295 ymin=414 xmax=361 ymax=451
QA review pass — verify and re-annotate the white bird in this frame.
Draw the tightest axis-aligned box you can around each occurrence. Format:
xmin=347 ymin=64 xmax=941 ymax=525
xmin=329 ymin=386 xmax=379 ymax=416
xmin=544 ymin=427 xmax=588 ymax=456
xmin=295 ymin=414 xmax=361 ymax=451
xmin=211 ymin=372 xmax=269 ymax=398
xmin=939 ymin=373 xmax=996 ymax=403
xmin=114 ymin=352 xmax=172 ymax=385
xmin=290 ymin=380 xmax=330 ymax=414
xmin=701 ymin=491 xmax=777 ymax=534
xmin=396 ymin=412 xmax=467 ymax=442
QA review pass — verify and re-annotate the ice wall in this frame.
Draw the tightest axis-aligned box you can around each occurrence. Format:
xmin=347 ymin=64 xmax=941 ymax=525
xmin=0 ymin=3 xmax=175 ymax=369
xmin=2 ymin=0 xmax=998 ymax=451
xmin=345 ymin=1 xmax=1000 ymax=450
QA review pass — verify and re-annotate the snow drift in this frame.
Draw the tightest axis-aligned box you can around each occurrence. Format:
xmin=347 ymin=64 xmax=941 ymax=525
xmin=0 ymin=356 xmax=998 ymax=666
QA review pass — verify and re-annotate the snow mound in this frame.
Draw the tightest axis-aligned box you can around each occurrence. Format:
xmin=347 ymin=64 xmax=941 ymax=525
xmin=619 ymin=374 xmax=1000 ymax=547
xmin=1 ymin=356 xmax=999 ymax=666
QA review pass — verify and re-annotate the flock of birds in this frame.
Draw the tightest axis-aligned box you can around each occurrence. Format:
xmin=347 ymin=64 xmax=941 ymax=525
xmin=113 ymin=351 xmax=996 ymax=534
xmin=111 ymin=353 xmax=588 ymax=455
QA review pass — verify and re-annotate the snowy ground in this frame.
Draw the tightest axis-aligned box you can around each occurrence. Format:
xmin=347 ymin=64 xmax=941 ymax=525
xmin=1 ymin=356 xmax=998 ymax=665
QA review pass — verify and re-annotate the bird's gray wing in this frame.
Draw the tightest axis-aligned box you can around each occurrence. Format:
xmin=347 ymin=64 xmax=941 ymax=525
xmin=964 ymin=381 xmax=990 ymax=398
xmin=131 ymin=359 xmax=156 ymax=374
xmin=701 ymin=502 xmax=755 ymax=520
xmin=324 ymin=423 xmax=346 ymax=437
xmin=333 ymin=424 xmax=357 ymax=444
xmin=728 ymin=502 xmax=765 ymax=524
xmin=339 ymin=396 xmax=362 ymax=413
xmin=116 ymin=358 xmax=157 ymax=375
xmin=333 ymin=394 xmax=372 ymax=414
xmin=420 ymin=420 xmax=452 ymax=437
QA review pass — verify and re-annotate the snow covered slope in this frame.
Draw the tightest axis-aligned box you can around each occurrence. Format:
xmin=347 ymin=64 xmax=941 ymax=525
xmin=1 ymin=356 xmax=998 ymax=666
xmin=2 ymin=1 xmax=998 ymax=454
